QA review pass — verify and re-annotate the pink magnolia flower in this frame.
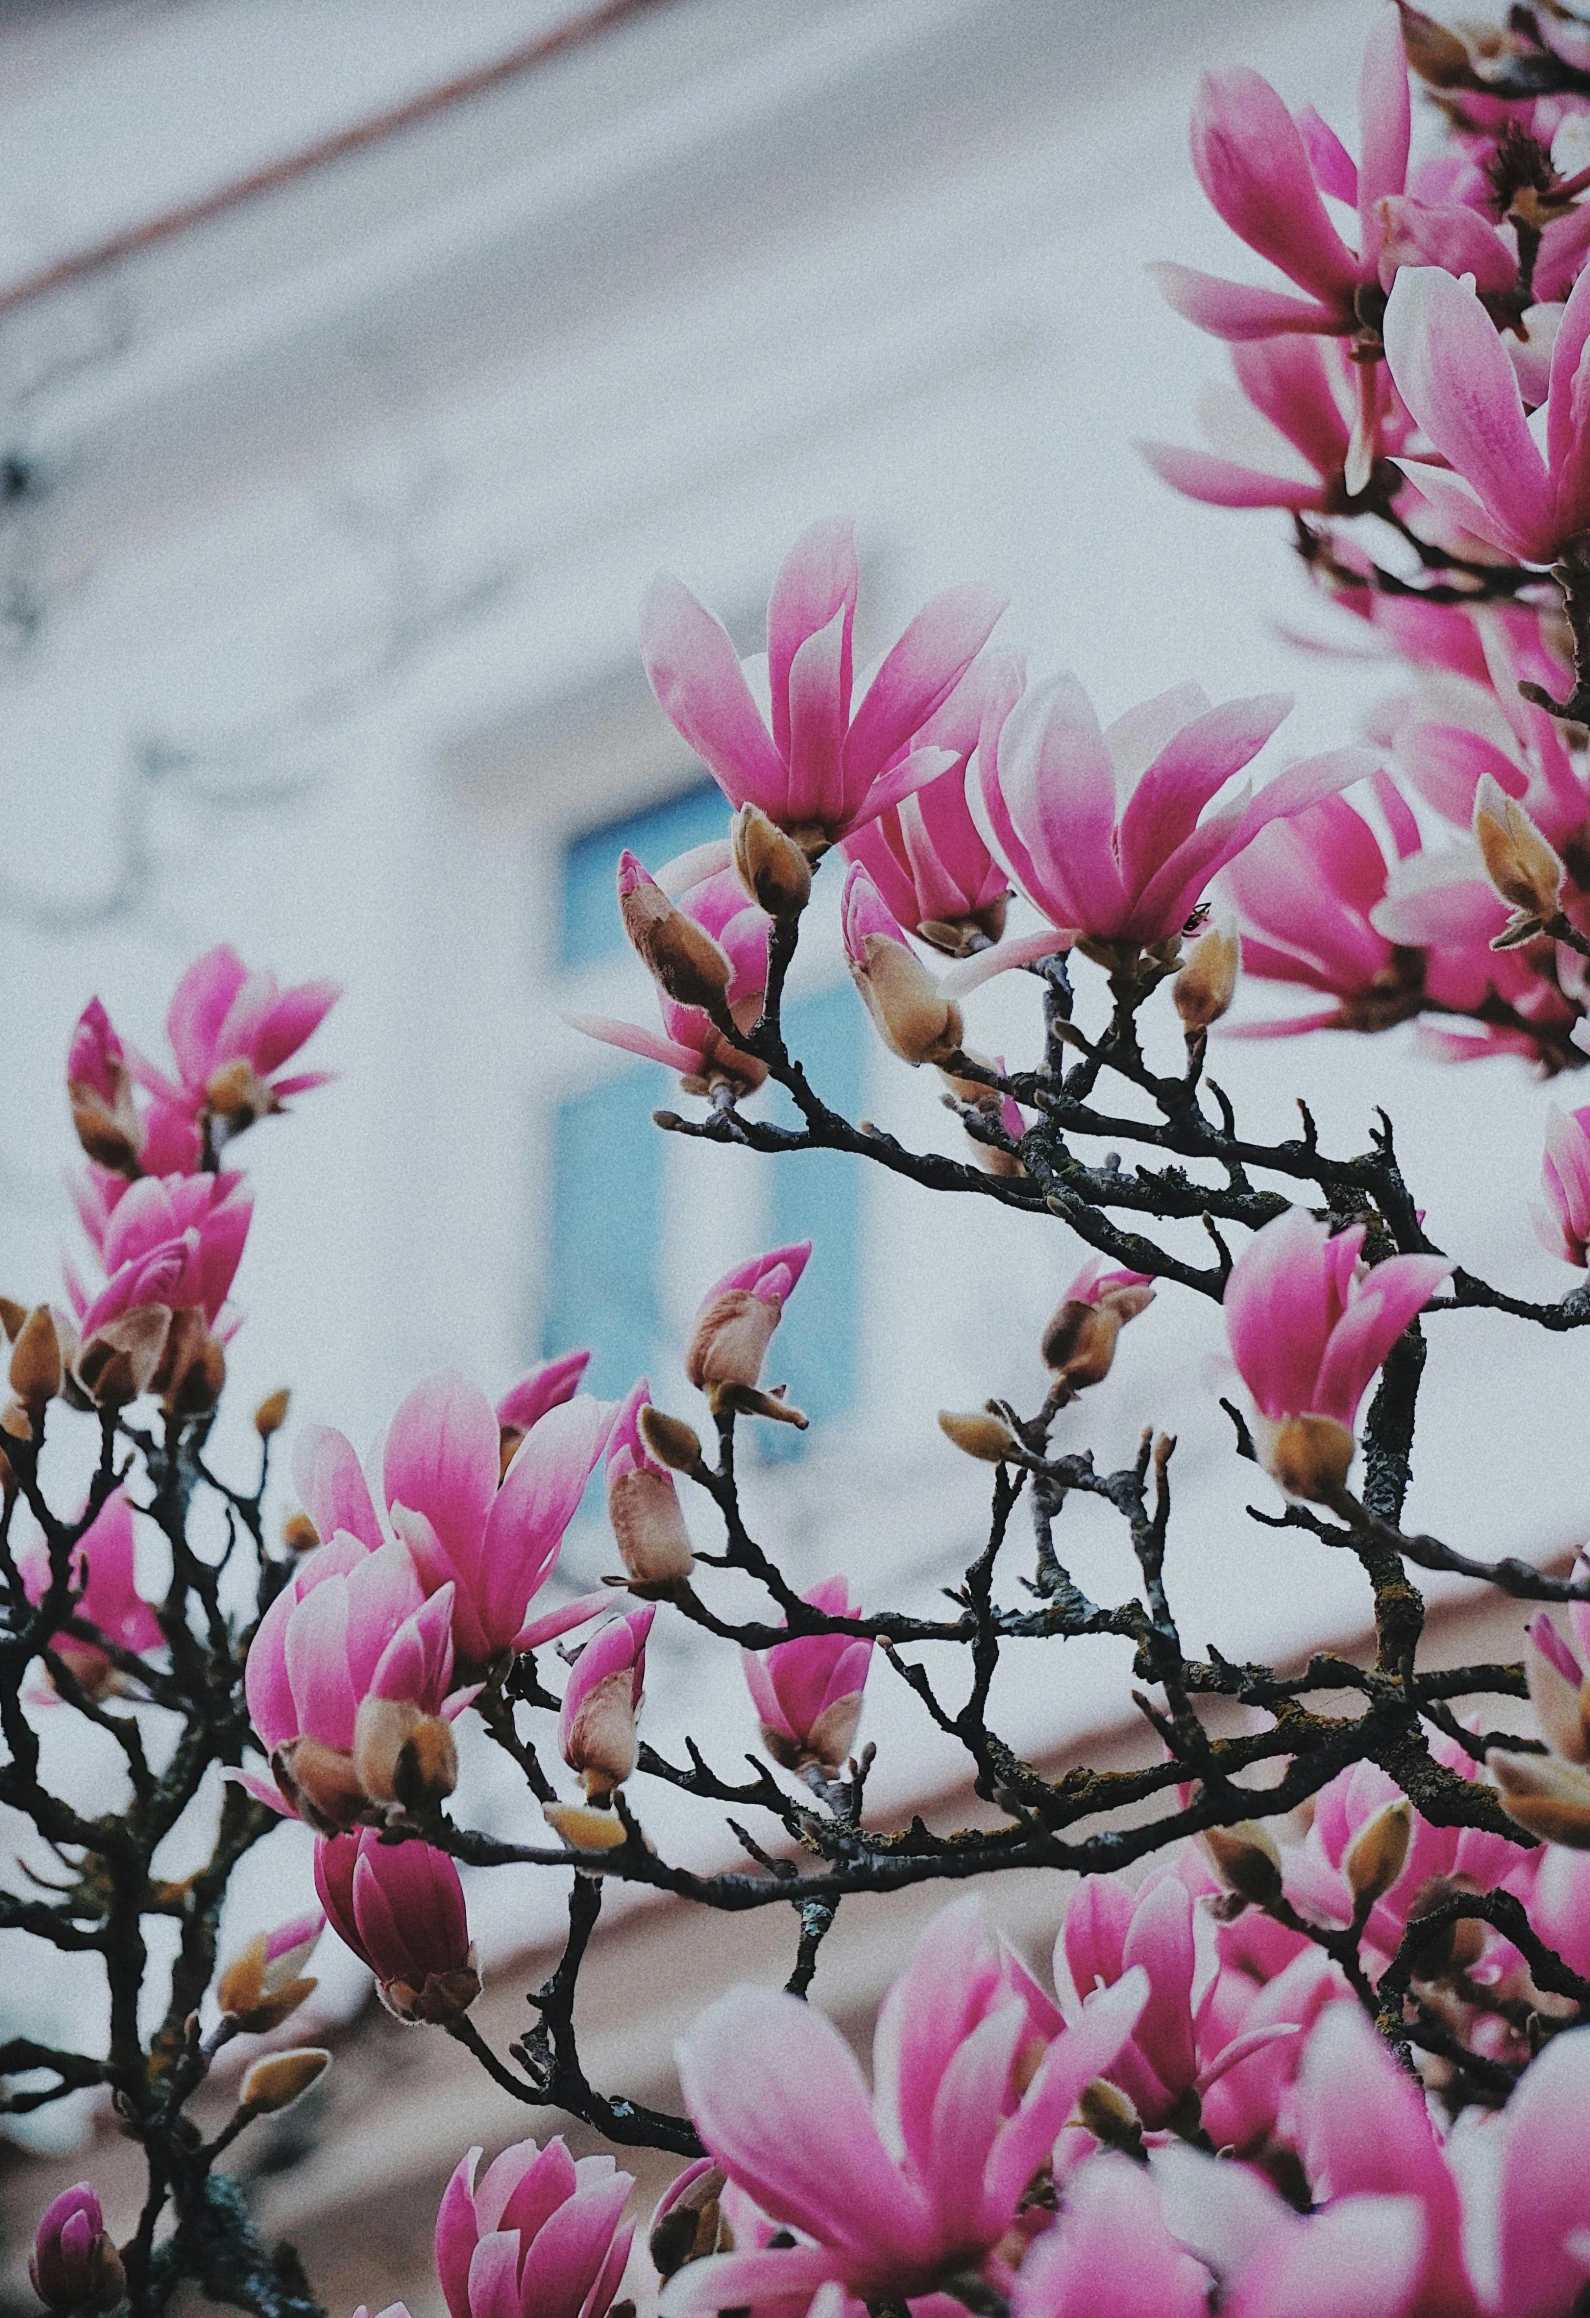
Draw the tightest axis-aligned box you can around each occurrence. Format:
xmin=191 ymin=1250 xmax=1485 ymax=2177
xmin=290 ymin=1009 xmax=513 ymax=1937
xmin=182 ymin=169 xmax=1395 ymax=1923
xmin=1537 ymin=1106 xmax=1590 ymax=1264
xmin=133 ymin=944 xmax=339 ymax=1132
xmin=295 ymin=1373 xmax=616 ymax=1677
xmin=1222 ymin=790 xmax=1512 ymax=1037
xmin=1017 ymin=2153 xmax=1424 ymax=2318
xmin=71 ymin=1172 xmax=252 ymax=1341
xmin=667 ymin=1897 xmax=1149 ymax=2311
xmin=314 ymin=1829 xmax=479 ymax=2024
xmin=243 ymin=1533 xmax=462 ymax=1826
xmin=1156 ymin=11 xmax=1411 ymax=342
xmin=17 ymin=1488 xmax=162 ymax=1700
xmin=559 ymin=1605 xmax=654 ymax=1798
xmin=970 ymin=674 xmax=1375 ymax=960
xmin=569 ymin=847 xmax=771 ymax=1097
xmin=1382 ymin=262 xmax=1590 ymax=565
xmin=1223 ymin=1209 xmax=1451 ymax=1498
xmin=741 ymin=1576 xmax=873 ymax=1777
xmin=497 ymin=1351 xmax=590 ymax=1441
xmin=30 ymin=2184 xmax=123 ymax=2315
xmin=606 ymin=1378 xmax=693 ymax=1588
xmin=67 ymin=999 xmax=151 ymax=1176
xmin=685 ymin=1242 xmax=810 ymax=1408
xmin=640 ymin=516 xmax=1005 ymax=852
xmin=435 ymin=2138 xmax=634 ymax=2318
xmin=839 ymin=657 xmax=1020 ymax=952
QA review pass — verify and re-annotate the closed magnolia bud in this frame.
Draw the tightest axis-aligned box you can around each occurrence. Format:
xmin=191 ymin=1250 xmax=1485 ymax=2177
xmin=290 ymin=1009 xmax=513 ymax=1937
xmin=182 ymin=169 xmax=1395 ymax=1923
xmin=618 ymin=852 xmax=733 ymax=1012
xmin=732 ymin=804 xmax=811 ymax=919
xmin=76 ymin=1308 xmax=170 ymax=1409
xmin=1490 ymin=1750 xmax=1590 ymax=1848
xmin=543 ymin=1799 xmax=629 ymax=1851
xmin=637 ymin=1406 xmax=704 ymax=1472
xmin=1255 ymin=1413 xmax=1356 ymax=1504
xmin=216 ymin=1915 xmax=322 ymax=2034
xmin=282 ymin=1511 xmax=320 ymax=1553
xmin=157 ymin=1310 xmax=225 ymax=1418
xmin=30 ymin=2185 xmax=124 ymax=2315
xmin=850 ymin=936 xmax=964 ymax=1067
xmin=686 ymin=1290 xmax=780 ymax=1394
xmin=649 ymin=2162 xmax=731 ymax=2284
xmin=254 ymin=1388 xmax=291 ymax=1438
xmin=938 ymin=1409 xmax=1017 ymax=1463
xmin=1343 ymin=1798 xmax=1413 ymax=1909
xmin=9 ymin=1307 xmax=62 ymax=1415
xmin=0 ymin=1298 xmax=27 ymax=1342
xmin=1202 ymin=1819 xmax=1284 ymax=1906
xmin=1473 ymin=772 xmax=1564 ymax=942
xmin=609 ymin=1468 xmax=694 ymax=1587
xmin=239 ymin=2047 xmax=330 ymax=2114
xmin=353 ymin=1697 xmax=458 ymax=1812
xmin=1173 ymin=920 xmax=1239 ymax=1035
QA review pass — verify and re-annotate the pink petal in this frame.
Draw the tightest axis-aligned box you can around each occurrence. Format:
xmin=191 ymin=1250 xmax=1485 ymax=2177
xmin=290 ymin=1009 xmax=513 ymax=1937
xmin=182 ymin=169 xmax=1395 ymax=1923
xmin=383 ymin=1374 xmax=499 ymax=1589
xmin=1190 ymin=68 xmax=1360 ymax=304
xmin=1138 ymin=440 xmax=1325 ymax=511
xmin=843 ymin=587 xmax=1006 ymax=792
xmin=1150 ymin=261 xmax=1342 ymax=341
xmin=766 ymin=517 xmax=856 ymax=766
xmin=640 ymin=576 xmax=786 ymax=812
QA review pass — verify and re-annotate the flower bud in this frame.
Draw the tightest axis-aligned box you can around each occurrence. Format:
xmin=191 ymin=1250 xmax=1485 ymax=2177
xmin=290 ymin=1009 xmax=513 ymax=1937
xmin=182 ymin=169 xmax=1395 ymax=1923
xmin=649 ymin=2162 xmax=730 ymax=2284
xmin=282 ymin=1511 xmax=320 ymax=1553
xmin=1041 ymin=1266 xmax=1155 ymax=1394
xmin=67 ymin=999 xmax=144 ymax=1178
xmin=937 ymin=1409 xmax=1017 ymax=1463
xmin=9 ymin=1307 xmax=63 ymax=1416
xmin=561 ymin=1608 xmax=652 ymax=1799
xmin=1253 ymin=1412 xmax=1356 ymax=1504
xmin=76 ymin=1308 xmax=170 ymax=1409
xmin=686 ymin=1290 xmax=780 ymax=1394
xmin=156 ymin=1308 xmax=225 ymax=1418
xmin=1073 ymin=2077 xmax=1144 ymax=2150
xmin=543 ymin=1799 xmax=629 ymax=1851
xmin=609 ymin=1467 xmax=694 ymax=1588
xmin=732 ymin=804 xmax=811 ymax=920
xmin=30 ymin=2185 xmax=124 ymax=2315
xmin=239 ymin=2047 xmax=330 ymax=2114
xmin=0 ymin=1298 xmax=27 ymax=1342
xmin=1343 ymin=1797 xmax=1413 ymax=1909
xmin=1474 ymin=772 xmax=1565 ymax=943
xmin=638 ymin=1406 xmax=703 ymax=1472
xmin=618 ymin=851 xmax=733 ymax=1012
xmin=1173 ymin=920 xmax=1239 ymax=1035
xmin=1490 ymin=1749 xmax=1590 ymax=1848
xmin=1201 ymin=1820 xmax=1284 ymax=1906
xmin=271 ymin=1736 xmax=369 ymax=1834
xmin=352 ymin=1697 xmax=458 ymax=1812
xmin=254 ymin=1388 xmax=291 ymax=1438
xmin=216 ymin=1914 xmax=322 ymax=2034
xmin=843 ymin=863 xmax=963 ymax=1066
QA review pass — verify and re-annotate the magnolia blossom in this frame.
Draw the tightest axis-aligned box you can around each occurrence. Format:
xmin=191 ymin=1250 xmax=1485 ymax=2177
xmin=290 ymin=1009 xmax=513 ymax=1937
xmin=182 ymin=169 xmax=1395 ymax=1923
xmin=315 ymin=1829 xmax=479 ymax=2025
xmin=842 ymin=862 xmax=964 ymax=1066
xmin=605 ymin=1379 xmax=693 ymax=1588
xmin=569 ymin=847 xmax=771 ymax=1097
xmin=970 ymin=674 xmax=1373 ymax=961
xmin=128 ymin=944 xmax=338 ymax=1137
xmin=294 ymin=1373 xmax=615 ymax=1676
xmin=840 ymin=656 xmax=1019 ymax=952
xmin=1040 ymin=1258 xmax=1154 ymax=1395
xmin=668 ymin=1897 xmax=1148 ymax=2310
xmin=243 ymin=1536 xmax=463 ymax=1827
xmin=1382 ymin=262 xmax=1590 ymax=566
xmin=1537 ymin=1106 xmax=1590 ymax=1265
xmin=70 ymin=1171 xmax=252 ymax=1343
xmin=741 ymin=1576 xmax=872 ymax=1777
xmin=17 ymin=1489 xmax=162 ymax=1701
xmin=1156 ymin=13 xmax=1410 ymax=343
xmin=436 ymin=2138 xmax=634 ymax=2318
xmin=559 ymin=1606 xmax=654 ymax=1799
xmin=640 ymin=515 xmax=1005 ymax=852
xmin=30 ymin=2185 xmax=123 ymax=2315
xmin=685 ymin=1242 xmax=810 ymax=1413
xmin=1223 ymin=1210 xmax=1451 ymax=1498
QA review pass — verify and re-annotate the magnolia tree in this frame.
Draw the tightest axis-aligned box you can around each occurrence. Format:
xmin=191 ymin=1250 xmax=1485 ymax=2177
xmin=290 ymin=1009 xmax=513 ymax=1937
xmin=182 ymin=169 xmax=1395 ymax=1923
xmin=24 ymin=5 xmax=1590 ymax=2315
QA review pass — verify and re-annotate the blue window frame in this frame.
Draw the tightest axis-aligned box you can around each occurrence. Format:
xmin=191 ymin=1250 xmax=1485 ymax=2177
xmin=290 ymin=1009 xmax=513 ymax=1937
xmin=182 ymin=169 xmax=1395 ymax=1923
xmin=541 ymin=1062 xmax=669 ymax=1398
xmin=559 ymin=780 xmax=728 ymax=970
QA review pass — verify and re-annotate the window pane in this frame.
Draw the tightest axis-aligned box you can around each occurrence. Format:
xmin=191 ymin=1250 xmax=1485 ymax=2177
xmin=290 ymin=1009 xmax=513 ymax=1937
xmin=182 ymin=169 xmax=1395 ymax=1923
xmin=560 ymin=781 xmax=728 ymax=970
xmin=541 ymin=1062 xmax=668 ymax=1397
xmin=764 ymin=982 xmax=866 ymax=1452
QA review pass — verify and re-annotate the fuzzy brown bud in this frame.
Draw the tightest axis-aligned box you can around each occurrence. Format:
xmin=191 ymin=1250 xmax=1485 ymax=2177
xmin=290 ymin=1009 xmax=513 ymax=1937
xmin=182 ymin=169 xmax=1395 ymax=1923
xmin=686 ymin=1289 xmax=780 ymax=1394
xmin=543 ymin=1799 xmax=629 ymax=1851
xmin=850 ymin=935 xmax=964 ymax=1066
xmin=1074 ymin=2077 xmax=1144 ymax=2150
xmin=0 ymin=1298 xmax=26 ymax=1343
xmin=352 ymin=1697 xmax=458 ymax=1811
xmin=8 ymin=1307 xmax=62 ymax=1416
xmin=205 ymin=1058 xmax=278 ymax=1131
xmin=254 ymin=1388 xmax=291 ymax=1438
xmin=1473 ymin=772 xmax=1565 ymax=944
xmin=1255 ymin=1412 xmax=1356 ymax=1504
xmin=1396 ymin=2 xmax=1480 ymax=88
xmin=937 ymin=1409 xmax=1017 ymax=1463
xmin=380 ymin=1950 xmax=483 ymax=2028
xmin=215 ymin=1931 xmax=319 ymax=2035
xmin=1202 ymin=1819 xmax=1284 ymax=1906
xmin=1343 ymin=1797 xmax=1413 ymax=1909
xmin=609 ymin=1469 xmax=694 ymax=1588
xmin=650 ymin=2166 xmax=731 ymax=2284
xmin=732 ymin=804 xmax=811 ymax=919
xmin=282 ymin=1511 xmax=320 ymax=1554
xmin=76 ymin=1308 xmax=170 ymax=1409
xmin=239 ymin=2047 xmax=330 ymax=2114
xmin=1173 ymin=920 xmax=1240 ymax=1035
xmin=156 ymin=1308 xmax=225 ymax=1417
xmin=1490 ymin=1750 xmax=1590 ymax=1848
xmin=637 ymin=1406 xmax=703 ymax=1472
xmin=620 ymin=873 xmax=733 ymax=1012
xmin=1041 ymin=1281 xmax=1155 ymax=1393
xmin=270 ymin=1736 xmax=368 ymax=1834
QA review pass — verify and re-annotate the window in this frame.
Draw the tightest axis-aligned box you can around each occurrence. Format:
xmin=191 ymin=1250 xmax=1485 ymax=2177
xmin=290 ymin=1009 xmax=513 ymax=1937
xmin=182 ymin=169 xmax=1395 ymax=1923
xmin=541 ymin=787 xmax=867 ymax=1447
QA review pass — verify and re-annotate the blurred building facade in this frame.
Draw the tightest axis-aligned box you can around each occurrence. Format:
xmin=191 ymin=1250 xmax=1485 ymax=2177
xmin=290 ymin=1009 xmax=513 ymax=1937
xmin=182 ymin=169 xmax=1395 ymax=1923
xmin=0 ymin=0 xmax=1577 ymax=2309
